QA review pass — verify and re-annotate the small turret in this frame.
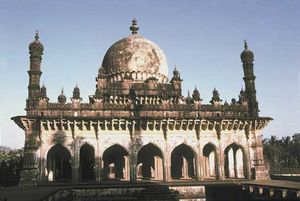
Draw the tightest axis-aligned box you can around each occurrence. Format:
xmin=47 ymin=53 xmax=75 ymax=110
xmin=238 ymin=88 xmax=248 ymax=104
xmin=58 ymin=88 xmax=67 ymax=104
xmin=97 ymin=66 xmax=107 ymax=79
xmin=185 ymin=90 xmax=193 ymax=104
xmin=38 ymin=84 xmax=49 ymax=109
xmin=192 ymin=86 xmax=201 ymax=101
xmin=170 ymin=67 xmax=182 ymax=92
xmin=95 ymin=66 xmax=108 ymax=98
xmin=231 ymin=98 xmax=237 ymax=105
xmin=210 ymin=88 xmax=222 ymax=104
xmin=40 ymin=84 xmax=49 ymax=100
xmin=72 ymin=84 xmax=82 ymax=101
xmin=171 ymin=67 xmax=181 ymax=81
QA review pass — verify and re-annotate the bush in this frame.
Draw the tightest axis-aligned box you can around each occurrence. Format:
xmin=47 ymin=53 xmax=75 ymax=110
xmin=0 ymin=148 xmax=23 ymax=186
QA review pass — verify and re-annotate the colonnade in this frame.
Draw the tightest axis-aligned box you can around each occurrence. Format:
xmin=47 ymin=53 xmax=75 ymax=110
xmin=44 ymin=142 xmax=250 ymax=183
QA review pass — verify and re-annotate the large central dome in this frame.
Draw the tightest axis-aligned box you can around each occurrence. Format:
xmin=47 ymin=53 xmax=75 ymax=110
xmin=100 ymin=19 xmax=168 ymax=83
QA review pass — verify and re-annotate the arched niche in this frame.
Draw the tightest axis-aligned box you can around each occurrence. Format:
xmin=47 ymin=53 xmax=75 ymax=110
xmin=224 ymin=143 xmax=249 ymax=179
xmin=46 ymin=144 xmax=72 ymax=181
xmin=203 ymin=143 xmax=218 ymax=179
xmin=171 ymin=143 xmax=196 ymax=180
xmin=136 ymin=143 xmax=164 ymax=180
xmin=79 ymin=143 xmax=95 ymax=181
xmin=102 ymin=144 xmax=129 ymax=180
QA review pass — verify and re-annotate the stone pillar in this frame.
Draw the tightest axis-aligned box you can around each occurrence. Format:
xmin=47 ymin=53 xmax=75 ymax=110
xmin=250 ymin=130 xmax=269 ymax=180
xmin=164 ymin=139 xmax=171 ymax=182
xmin=72 ymin=142 xmax=79 ymax=183
xmin=99 ymin=158 xmax=104 ymax=181
xmin=218 ymin=136 xmax=225 ymax=180
xmin=19 ymin=129 xmax=39 ymax=186
xmin=215 ymin=147 xmax=222 ymax=180
xmin=130 ymin=153 xmax=137 ymax=182
xmin=195 ymin=154 xmax=201 ymax=181
xmin=124 ymin=155 xmax=130 ymax=180
xmin=95 ymin=140 xmax=101 ymax=182
xmin=233 ymin=149 xmax=238 ymax=178
xmin=197 ymin=142 xmax=204 ymax=181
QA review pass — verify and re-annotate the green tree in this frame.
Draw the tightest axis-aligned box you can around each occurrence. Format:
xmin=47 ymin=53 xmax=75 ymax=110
xmin=0 ymin=148 xmax=23 ymax=186
xmin=263 ymin=134 xmax=300 ymax=173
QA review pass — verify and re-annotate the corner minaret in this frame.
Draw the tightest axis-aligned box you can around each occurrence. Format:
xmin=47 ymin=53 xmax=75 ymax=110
xmin=241 ymin=40 xmax=259 ymax=117
xmin=27 ymin=31 xmax=44 ymax=111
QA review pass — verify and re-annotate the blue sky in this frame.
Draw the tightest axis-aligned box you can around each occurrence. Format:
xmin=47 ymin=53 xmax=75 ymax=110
xmin=0 ymin=0 xmax=299 ymax=148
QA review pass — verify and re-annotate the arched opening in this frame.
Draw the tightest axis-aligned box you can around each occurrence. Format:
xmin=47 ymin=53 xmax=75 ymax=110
xmin=171 ymin=144 xmax=196 ymax=180
xmin=203 ymin=143 xmax=218 ymax=178
xmin=224 ymin=143 xmax=247 ymax=179
xmin=136 ymin=143 xmax=164 ymax=180
xmin=103 ymin=144 xmax=129 ymax=180
xmin=79 ymin=144 xmax=95 ymax=181
xmin=46 ymin=144 xmax=72 ymax=181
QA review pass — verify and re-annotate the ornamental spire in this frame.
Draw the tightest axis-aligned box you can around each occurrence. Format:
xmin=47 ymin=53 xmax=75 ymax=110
xmin=244 ymin=39 xmax=248 ymax=50
xmin=35 ymin=30 xmax=39 ymax=41
xmin=130 ymin=18 xmax=139 ymax=35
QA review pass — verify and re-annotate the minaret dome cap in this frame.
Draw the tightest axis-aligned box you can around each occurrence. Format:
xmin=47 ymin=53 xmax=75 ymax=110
xmin=240 ymin=40 xmax=254 ymax=62
xmin=29 ymin=31 xmax=44 ymax=54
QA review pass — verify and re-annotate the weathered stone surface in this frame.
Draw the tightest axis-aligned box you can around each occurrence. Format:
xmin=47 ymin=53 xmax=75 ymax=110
xmin=12 ymin=21 xmax=271 ymax=186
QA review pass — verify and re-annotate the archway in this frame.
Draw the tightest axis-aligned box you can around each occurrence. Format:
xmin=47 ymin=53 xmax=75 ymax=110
xmin=137 ymin=143 xmax=164 ymax=180
xmin=203 ymin=143 xmax=218 ymax=178
xmin=171 ymin=144 xmax=196 ymax=180
xmin=103 ymin=144 xmax=129 ymax=180
xmin=79 ymin=144 xmax=95 ymax=181
xmin=47 ymin=144 xmax=72 ymax=181
xmin=224 ymin=143 xmax=247 ymax=179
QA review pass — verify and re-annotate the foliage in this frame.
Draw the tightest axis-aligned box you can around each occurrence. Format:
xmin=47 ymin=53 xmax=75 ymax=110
xmin=263 ymin=133 xmax=300 ymax=173
xmin=0 ymin=148 xmax=23 ymax=186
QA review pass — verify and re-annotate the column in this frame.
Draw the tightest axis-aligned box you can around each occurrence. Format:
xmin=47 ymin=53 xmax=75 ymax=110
xmin=72 ymin=143 xmax=79 ymax=183
xmin=95 ymin=140 xmax=101 ymax=182
xmin=218 ymin=139 xmax=225 ymax=180
xmin=19 ymin=129 xmax=39 ymax=186
xmin=130 ymin=154 xmax=137 ymax=182
xmin=164 ymin=139 xmax=171 ymax=181
xmin=197 ymin=142 xmax=204 ymax=181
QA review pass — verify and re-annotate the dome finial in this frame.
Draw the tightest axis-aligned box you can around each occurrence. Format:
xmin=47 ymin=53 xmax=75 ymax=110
xmin=244 ymin=39 xmax=248 ymax=50
xmin=130 ymin=18 xmax=139 ymax=35
xmin=35 ymin=30 xmax=39 ymax=41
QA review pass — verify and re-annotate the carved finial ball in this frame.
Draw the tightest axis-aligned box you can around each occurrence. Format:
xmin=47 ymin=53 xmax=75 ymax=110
xmin=35 ymin=31 xmax=39 ymax=41
xmin=130 ymin=18 xmax=139 ymax=35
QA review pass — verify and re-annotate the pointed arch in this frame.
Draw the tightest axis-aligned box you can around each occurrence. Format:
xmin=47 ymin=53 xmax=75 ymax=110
xmin=171 ymin=143 xmax=197 ymax=180
xmin=102 ymin=144 xmax=130 ymax=180
xmin=203 ymin=143 xmax=219 ymax=179
xmin=136 ymin=143 xmax=164 ymax=180
xmin=79 ymin=143 xmax=95 ymax=181
xmin=46 ymin=144 xmax=72 ymax=181
xmin=224 ymin=143 xmax=249 ymax=179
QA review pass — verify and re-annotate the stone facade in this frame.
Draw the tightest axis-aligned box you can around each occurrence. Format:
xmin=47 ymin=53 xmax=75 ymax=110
xmin=12 ymin=19 xmax=271 ymax=186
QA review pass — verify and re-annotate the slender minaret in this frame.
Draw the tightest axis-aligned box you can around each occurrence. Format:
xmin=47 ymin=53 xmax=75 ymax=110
xmin=27 ymin=31 xmax=44 ymax=111
xmin=240 ymin=40 xmax=259 ymax=117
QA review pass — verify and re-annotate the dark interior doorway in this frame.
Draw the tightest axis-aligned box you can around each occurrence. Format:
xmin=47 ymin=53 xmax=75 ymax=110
xmin=47 ymin=144 xmax=72 ymax=181
xmin=80 ymin=144 xmax=95 ymax=181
